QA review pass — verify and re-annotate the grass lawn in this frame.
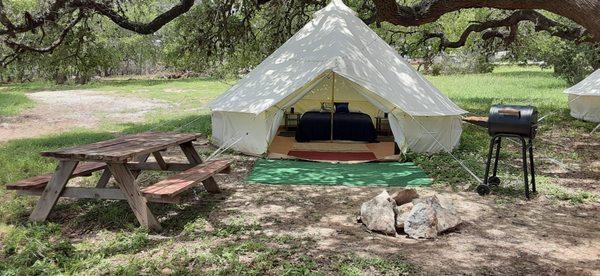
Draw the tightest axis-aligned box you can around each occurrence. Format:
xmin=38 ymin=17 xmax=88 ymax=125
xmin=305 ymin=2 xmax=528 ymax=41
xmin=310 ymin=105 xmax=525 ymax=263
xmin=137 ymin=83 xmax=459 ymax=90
xmin=0 ymin=77 xmax=233 ymax=110
xmin=0 ymin=66 xmax=598 ymax=274
xmin=0 ymin=92 xmax=34 ymax=116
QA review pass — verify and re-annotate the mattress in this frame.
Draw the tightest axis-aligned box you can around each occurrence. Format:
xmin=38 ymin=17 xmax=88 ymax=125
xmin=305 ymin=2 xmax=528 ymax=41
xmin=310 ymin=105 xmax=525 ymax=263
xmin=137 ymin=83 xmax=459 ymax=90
xmin=295 ymin=111 xmax=377 ymax=142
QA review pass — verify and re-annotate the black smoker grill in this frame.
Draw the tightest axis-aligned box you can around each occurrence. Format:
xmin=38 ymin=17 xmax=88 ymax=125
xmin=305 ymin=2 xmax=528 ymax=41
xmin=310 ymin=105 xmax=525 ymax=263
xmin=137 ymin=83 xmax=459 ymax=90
xmin=476 ymin=105 xmax=538 ymax=199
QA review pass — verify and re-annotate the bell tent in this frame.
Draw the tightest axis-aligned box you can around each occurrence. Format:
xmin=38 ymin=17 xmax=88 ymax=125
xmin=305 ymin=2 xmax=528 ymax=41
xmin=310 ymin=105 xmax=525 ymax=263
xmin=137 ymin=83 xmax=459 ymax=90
xmin=209 ymin=0 xmax=467 ymax=156
xmin=564 ymin=69 xmax=600 ymax=123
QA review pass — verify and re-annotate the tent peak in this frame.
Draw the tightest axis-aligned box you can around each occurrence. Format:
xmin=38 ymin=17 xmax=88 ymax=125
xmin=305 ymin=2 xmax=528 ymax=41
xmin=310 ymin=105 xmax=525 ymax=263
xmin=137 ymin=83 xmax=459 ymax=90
xmin=564 ymin=69 xmax=600 ymax=96
xmin=317 ymin=0 xmax=356 ymax=16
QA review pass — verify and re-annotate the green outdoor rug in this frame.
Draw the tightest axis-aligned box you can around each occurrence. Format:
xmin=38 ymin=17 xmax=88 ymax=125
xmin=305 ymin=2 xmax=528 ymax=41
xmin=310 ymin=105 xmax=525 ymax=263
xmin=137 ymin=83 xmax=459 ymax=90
xmin=247 ymin=159 xmax=432 ymax=187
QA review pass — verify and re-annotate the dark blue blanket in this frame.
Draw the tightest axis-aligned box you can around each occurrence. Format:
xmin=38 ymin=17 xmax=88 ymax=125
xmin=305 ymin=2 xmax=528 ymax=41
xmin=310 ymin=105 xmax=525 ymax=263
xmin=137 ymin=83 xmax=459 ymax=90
xmin=295 ymin=111 xmax=377 ymax=142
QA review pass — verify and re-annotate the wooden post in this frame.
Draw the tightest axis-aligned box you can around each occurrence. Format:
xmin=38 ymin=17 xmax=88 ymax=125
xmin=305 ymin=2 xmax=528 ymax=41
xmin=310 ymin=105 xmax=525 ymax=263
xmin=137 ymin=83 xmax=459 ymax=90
xmin=29 ymin=160 xmax=78 ymax=222
xmin=180 ymin=142 xmax=202 ymax=165
xmin=152 ymin=151 xmax=169 ymax=170
xmin=330 ymin=71 xmax=335 ymax=142
xmin=107 ymin=163 xmax=162 ymax=231
xmin=131 ymin=153 xmax=150 ymax=178
xmin=180 ymin=141 xmax=220 ymax=193
xmin=95 ymin=169 xmax=112 ymax=188
xmin=201 ymin=177 xmax=221 ymax=194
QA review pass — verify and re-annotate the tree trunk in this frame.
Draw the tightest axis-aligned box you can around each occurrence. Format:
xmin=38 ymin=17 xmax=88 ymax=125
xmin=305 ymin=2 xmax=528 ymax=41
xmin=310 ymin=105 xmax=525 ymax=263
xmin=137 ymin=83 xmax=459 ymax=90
xmin=372 ymin=0 xmax=600 ymax=41
xmin=54 ymin=73 xmax=67 ymax=85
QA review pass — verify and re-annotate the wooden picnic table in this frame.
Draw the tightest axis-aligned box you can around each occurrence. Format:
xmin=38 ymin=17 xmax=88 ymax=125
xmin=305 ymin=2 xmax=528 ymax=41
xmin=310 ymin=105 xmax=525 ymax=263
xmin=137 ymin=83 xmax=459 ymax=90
xmin=11 ymin=132 xmax=232 ymax=231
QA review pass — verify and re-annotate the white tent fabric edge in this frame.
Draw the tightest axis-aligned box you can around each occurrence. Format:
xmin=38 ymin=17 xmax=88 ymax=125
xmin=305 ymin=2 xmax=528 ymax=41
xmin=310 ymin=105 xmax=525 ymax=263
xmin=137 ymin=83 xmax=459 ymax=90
xmin=564 ymin=69 xmax=600 ymax=123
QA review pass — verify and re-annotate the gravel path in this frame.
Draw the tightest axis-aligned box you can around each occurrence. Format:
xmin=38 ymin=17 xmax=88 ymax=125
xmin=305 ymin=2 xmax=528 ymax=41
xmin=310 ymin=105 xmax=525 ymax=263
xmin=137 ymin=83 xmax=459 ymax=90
xmin=0 ymin=90 xmax=171 ymax=142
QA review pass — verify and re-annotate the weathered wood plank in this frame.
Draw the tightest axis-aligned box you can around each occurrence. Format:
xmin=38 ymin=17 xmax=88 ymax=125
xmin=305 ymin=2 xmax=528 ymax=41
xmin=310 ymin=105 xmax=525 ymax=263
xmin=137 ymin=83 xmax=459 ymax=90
xmin=6 ymin=174 xmax=52 ymax=190
xmin=29 ymin=161 xmax=79 ymax=222
xmin=142 ymin=160 xmax=230 ymax=199
xmin=201 ymin=177 xmax=221 ymax=194
xmin=131 ymin=153 xmax=150 ymax=179
xmin=127 ymin=162 xmax=196 ymax=172
xmin=42 ymin=132 xmax=201 ymax=162
xmin=179 ymin=141 xmax=223 ymax=194
xmin=107 ymin=163 xmax=162 ymax=231
xmin=7 ymin=162 xmax=106 ymax=191
xmin=95 ymin=169 xmax=112 ymax=188
xmin=18 ymin=188 xmax=181 ymax=204
xmin=221 ymin=165 xmax=232 ymax=174
xmin=180 ymin=141 xmax=203 ymax=165
xmin=152 ymin=151 xmax=168 ymax=170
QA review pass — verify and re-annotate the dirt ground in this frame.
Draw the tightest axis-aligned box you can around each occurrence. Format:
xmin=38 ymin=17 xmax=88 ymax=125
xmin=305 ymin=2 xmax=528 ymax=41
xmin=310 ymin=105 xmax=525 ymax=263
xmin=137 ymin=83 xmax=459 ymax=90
xmin=538 ymin=133 xmax=600 ymax=194
xmin=49 ymin=143 xmax=598 ymax=275
xmin=195 ymin=147 xmax=600 ymax=275
xmin=213 ymin=184 xmax=600 ymax=275
xmin=0 ymin=90 xmax=170 ymax=142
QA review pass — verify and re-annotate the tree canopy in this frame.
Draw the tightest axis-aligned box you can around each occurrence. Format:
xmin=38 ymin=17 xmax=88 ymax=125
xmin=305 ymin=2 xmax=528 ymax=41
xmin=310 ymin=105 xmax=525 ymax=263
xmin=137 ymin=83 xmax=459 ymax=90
xmin=1 ymin=0 xmax=598 ymax=83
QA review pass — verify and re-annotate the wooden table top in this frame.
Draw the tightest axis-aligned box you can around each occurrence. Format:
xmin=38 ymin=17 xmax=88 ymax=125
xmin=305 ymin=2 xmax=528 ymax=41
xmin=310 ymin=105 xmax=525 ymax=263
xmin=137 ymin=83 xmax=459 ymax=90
xmin=42 ymin=132 xmax=200 ymax=162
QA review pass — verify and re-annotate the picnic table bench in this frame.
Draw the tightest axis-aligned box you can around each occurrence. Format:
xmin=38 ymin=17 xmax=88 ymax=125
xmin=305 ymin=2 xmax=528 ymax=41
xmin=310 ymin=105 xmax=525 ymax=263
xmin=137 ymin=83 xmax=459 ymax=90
xmin=6 ymin=132 xmax=232 ymax=231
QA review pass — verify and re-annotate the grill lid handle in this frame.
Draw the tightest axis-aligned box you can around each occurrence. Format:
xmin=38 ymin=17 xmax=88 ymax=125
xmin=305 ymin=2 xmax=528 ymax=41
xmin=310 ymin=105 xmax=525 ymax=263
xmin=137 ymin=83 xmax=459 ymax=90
xmin=498 ymin=108 xmax=521 ymax=118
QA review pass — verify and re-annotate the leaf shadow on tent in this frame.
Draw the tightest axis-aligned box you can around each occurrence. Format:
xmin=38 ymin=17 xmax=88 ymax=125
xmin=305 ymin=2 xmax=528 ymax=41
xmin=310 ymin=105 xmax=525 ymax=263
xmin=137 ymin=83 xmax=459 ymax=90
xmin=210 ymin=4 xmax=465 ymax=117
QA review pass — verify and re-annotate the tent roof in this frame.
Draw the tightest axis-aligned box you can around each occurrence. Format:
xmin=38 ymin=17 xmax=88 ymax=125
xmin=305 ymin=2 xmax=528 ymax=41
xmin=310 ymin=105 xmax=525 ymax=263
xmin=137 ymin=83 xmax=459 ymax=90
xmin=565 ymin=69 xmax=600 ymax=96
xmin=209 ymin=0 xmax=466 ymax=116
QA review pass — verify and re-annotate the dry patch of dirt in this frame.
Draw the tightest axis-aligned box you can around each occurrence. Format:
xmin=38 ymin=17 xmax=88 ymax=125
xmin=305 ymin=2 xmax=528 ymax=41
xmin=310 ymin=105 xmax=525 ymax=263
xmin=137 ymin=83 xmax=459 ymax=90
xmin=537 ymin=133 xmax=600 ymax=194
xmin=0 ymin=90 xmax=171 ymax=142
xmin=212 ymin=172 xmax=600 ymax=275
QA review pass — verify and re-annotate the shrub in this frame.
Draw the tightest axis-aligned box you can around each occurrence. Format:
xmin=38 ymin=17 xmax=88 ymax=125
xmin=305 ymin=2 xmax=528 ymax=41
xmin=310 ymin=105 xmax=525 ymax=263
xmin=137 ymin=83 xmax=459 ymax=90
xmin=514 ymin=34 xmax=600 ymax=85
xmin=550 ymin=43 xmax=600 ymax=85
xmin=431 ymin=51 xmax=495 ymax=75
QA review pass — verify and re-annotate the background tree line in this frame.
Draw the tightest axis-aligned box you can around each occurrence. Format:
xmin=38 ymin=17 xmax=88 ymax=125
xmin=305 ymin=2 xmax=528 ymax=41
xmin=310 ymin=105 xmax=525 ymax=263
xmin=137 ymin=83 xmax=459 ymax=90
xmin=1 ymin=0 xmax=598 ymax=85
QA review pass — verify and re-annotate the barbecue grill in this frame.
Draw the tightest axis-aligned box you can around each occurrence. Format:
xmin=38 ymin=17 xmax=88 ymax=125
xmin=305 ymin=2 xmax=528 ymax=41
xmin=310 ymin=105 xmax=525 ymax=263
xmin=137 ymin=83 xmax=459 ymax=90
xmin=476 ymin=105 xmax=538 ymax=199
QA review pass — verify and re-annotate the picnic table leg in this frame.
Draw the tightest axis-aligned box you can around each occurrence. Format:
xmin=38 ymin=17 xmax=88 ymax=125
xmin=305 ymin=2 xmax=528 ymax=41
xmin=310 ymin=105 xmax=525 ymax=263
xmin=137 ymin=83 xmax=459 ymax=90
xmin=201 ymin=177 xmax=221 ymax=194
xmin=152 ymin=151 xmax=169 ymax=170
xmin=95 ymin=169 xmax=112 ymax=188
xmin=29 ymin=160 xmax=79 ymax=222
xmin=180 ymin=141 xmax=221 ymax=193
xmin=180 ymin=142 xmax=203 ymax=165
xmin=97 ymin=153 xmax=147 ymax=189
xmin=107 ymin=163 xmax=162 ymax=232
xmin=131 ymin=153 xmax=150 ymax=178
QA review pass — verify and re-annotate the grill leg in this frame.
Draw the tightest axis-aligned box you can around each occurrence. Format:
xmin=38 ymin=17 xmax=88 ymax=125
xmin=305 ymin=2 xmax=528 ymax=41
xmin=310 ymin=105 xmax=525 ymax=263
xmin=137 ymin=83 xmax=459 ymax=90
xmin=477 ymin=136 xmax=498 ymax=196
xmin=529 ymin=139 xmax=536 ymax=194
xmin=483 ymin=136 xmax=498 ymax=185
xmin=492 ymin=138 xmax=501 ymax=177
xmin=520 ymin=137 xmax=530 ymax=199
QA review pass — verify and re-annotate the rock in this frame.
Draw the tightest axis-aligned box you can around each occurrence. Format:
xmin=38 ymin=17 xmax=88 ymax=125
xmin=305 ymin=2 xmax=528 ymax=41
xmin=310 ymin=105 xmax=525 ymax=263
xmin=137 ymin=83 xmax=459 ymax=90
xmin=575 ymin=212 xmax=589 ymax=218
xmin=404 ymin=195 xmax=462 ymax=239
xmin=161 ymin=268 xmax=175 ymax=275
xmin=394 ymin=202 xmax=413 ymax=230
xmin=360 ymin=191 xmax=397 ymax=235
xmin=390 ymin=189 xmax=419 ymax=205
xmin=404 ymin=200 xmax=438 ymax=239
xmin=434 ymin=195 xmax=461 ymax=233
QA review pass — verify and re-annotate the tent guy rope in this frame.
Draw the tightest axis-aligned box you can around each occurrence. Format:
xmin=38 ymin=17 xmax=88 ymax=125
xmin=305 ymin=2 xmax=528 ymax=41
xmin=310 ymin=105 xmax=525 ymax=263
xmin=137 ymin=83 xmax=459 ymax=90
xmin=407 ymin=114 xmax=483 ymax=184
xmin=591 ymin=123 xmax=600 ymax=134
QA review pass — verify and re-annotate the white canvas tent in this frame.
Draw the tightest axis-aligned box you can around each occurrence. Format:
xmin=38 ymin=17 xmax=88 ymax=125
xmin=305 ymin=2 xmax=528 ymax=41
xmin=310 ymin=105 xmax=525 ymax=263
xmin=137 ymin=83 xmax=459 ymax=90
xmin=564 ymin=69 xmax=600 ymax=123
xmin=209 ymin=0 xmax=467 ymax=156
